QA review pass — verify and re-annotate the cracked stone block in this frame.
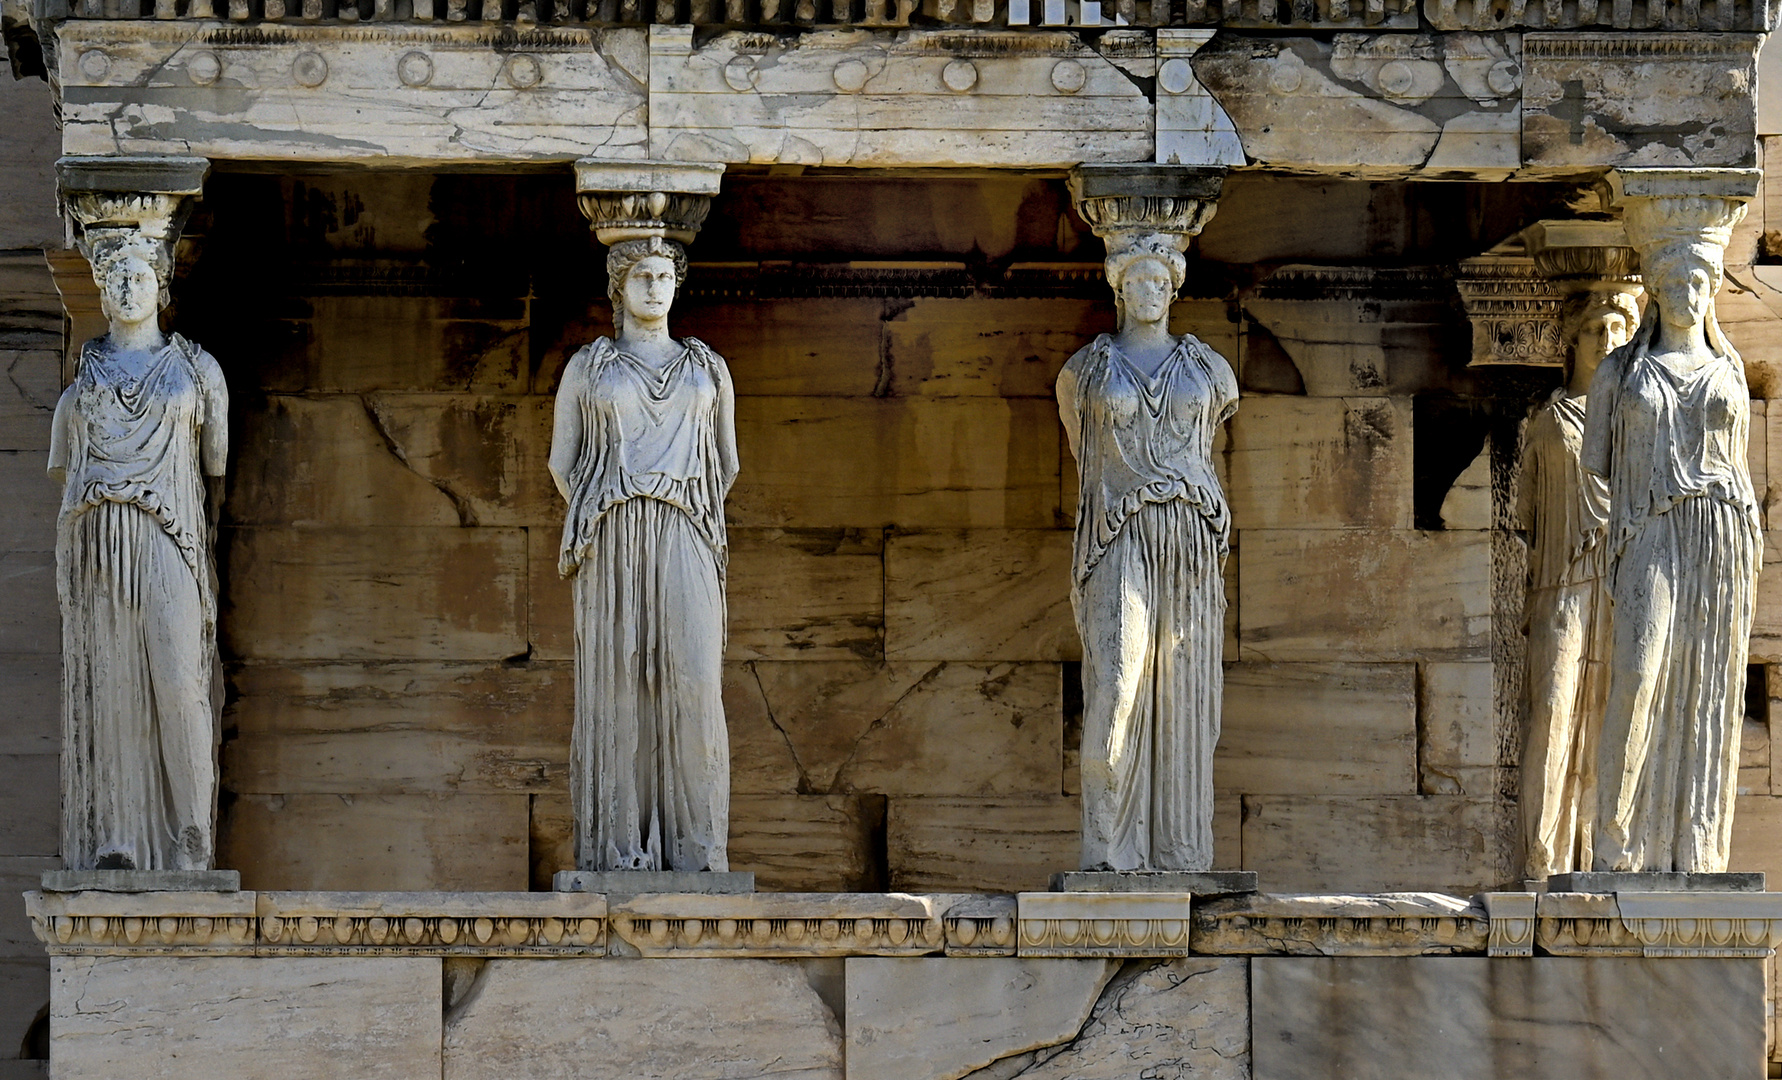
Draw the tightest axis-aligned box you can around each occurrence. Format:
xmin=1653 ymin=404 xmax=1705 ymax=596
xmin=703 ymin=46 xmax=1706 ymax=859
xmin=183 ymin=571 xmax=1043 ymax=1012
xmin=845 ymin=957 xmax=1118 ymax=1080
xmin=1239 ymin=529 xmax=1491 ymax=662
xmin=222 ymin=662 xmax=572 ymax=796
xmin=740 ymin=660 xmax=1062 ymax=798
xmin=648 ymin=27 xmax=1149 ymax=168
xmin=962 ymin=958 xmax=1249 ymax=1080
xmin=0 ymin=349 xmax=59 ymax=452
xmin=1218 ymin=663 xmax=1417 ymax=796
xmin=888 ymin=798 xmax=1081 ymax=893
xmin=1225 ymin=397 xmax=1414 ymax=531
xmin=1418 ymin=662 xmax=1497 ymax=797
xmin=50 ymin=956 xmax=442 ymax=1080
xmin=443 ymin=958 xmax=841 ymax=1080
xmin=1241 ymin=795 xmax=1511 ymax=895
xmin=879 ymin=299 xmax=1110 ymax=400
xmin=251 ymin=295 xmax=530 ymax=395
xmin=728 ymin=396 xmax=1062 ymax=529
xmin=1253 ymin=956 xmax=1762 ymax=1080
xmin=884 ymin=530 xmax=1077 ymax=663
xmin=0 ymin=552 xmax=55 ymax=655
xmin=221 ymin=792 xmax=529 ymax=892
xmin=221 ymin=526 xmax=527 ymax=662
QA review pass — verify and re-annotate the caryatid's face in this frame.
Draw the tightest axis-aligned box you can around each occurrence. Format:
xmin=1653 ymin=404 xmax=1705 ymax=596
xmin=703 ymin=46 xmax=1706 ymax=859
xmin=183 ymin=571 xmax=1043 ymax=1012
xmin=621 ymin=255 xmax=678 ymax=327
xmin=100 ymin=255 xmax=160 ymax=326
xmin=1574 ymin=310 xmax=1632 ymax=372
xmin=1120 ymin=257 xmax=1175 ymax=328
xmin=1651 ymin=252 xmax=1721 ymax=332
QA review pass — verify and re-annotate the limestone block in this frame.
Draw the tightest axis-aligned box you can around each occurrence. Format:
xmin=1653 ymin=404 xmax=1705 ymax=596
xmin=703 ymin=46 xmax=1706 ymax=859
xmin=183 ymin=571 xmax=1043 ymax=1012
xmin=57 ymin=23 xmax=648 ymax=164
xmin=746 ymin=661 xmax=1061 ymax=797
xmin=1239 ymin=529 xmax=1492 ymax=662
xmin=0 ymin=452 xmax=52 ymax=553
xmin=221 ymin=793 xmax=530 ymax=892
xmin=1193 ymin=34 xmax=1521 ymax=177
xmin=361 ymin=395 xmax=556 ymax=527
xmin=443 ymin=958 xmax=841 ymax=1080
xmin=255 ymin=295 xmax=529 ymax=395
xmin=1751 ymin=400 xmax=1768 ymax=528
xmin=223 ymin=662 xmax=572 ymax=795
xmin=1730 ymin=794 xmax=1782 ymax=879
xmin=1193 ymin=892 xmax=1487 ymax=956
xmin=725 ymin=662 xmax=802 ymax=795
xmin=222 ymin=527 xmax=527 ymax=661
xmin=1226 ymin=397 xmax=1413 ymax=530
xmin=1242 ymin=795 xmax=1510 ymax=895
xmin=676 ymin=298 xmax=887 ymax=397
xmin=649 ymin=27 xmax=1149 ymax=168
xmin=1522 ymin=34 xmax=1761 ymax=170
xmin=729 ymin=794 xmax=885 ymax=892
xmin=845 ymin=957 xmax=1117 ymax=1080
xmin=0 ymin=958 xmax=46 ymax=1068
xmin=1241 ymin=270 xmax=1453 ymax=396
xmin=228 ymin=395 xmax=460 ymax=528
xmin=0 ymin=755 xmax=55 ymax=856
xmin=0 ymin=858 xmax=59 ymax=957
xmin=979 ymin=958 xmax=1249 ymax=1080
xmin=887 ymin=797 xmax=1080 ymax=892
xmin=0 ymin=655 xmax=56 ymax=754
xmin=1440 ymin=446 xmax=1493 ymax=530
xmin=51 ymin=956 xmax=442 ymax=1080
xmin=1217 ymin=663 xmax=1417 ymax=795
xmin=526 ymin=527 xmax=573 ymax=661
xmin=0 ymin=551 xmax=55 ymax=655
xmin=1419 ymin=662 xmax=1498 ymax=796
xmin=884 ymin=530 xmax=1076 ymax=662
xmin=880 ymin=299 xmax=1107 ymax=399
xmin=608 ymin=893 xmax=941 ymax=957
xmin=1252 ymin=956 xmax=1764 ymax=1080
xmin=1741 ymin=714 xmax=1770 ymax=794
xmin=729 ymin=529 xmax=885 ymax=662
xmin=729 ymin=396 xmax=1061 ymax=528
xmin=1751 ymin=531 xmax=1782 ymax=662
xmin=0 ymin=348 xmax=58 ymax=451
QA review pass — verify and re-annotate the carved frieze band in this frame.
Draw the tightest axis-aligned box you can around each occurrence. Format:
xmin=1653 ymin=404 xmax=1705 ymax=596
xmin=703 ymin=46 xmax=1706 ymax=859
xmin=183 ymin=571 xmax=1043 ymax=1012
xmin=1455 ymin=255 xmax=1566 ymax=367
xmin=26 ymin=889 xmax=1782 ymax=958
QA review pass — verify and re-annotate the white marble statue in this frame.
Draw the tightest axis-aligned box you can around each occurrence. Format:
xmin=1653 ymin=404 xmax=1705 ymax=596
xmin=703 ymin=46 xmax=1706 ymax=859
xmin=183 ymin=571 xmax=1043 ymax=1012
xmin=48 ymin=232 xmax=229 ymax=872
xmin=1582 ymin=202 xmax=1762 ymax=873
xmin=1056 ymin=239 xmax=1239 ymax=871
xmin=1516 ymin=287 xmax=1638 ymax=880
xmin=549 ymin=236 xmax=739 ymax=873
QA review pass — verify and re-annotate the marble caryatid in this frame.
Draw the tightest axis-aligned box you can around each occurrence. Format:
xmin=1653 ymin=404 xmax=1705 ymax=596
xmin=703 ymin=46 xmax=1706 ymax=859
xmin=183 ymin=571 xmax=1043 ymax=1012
xmin=49 ymin=218 xmax=228 ymax=873
xmin=1517 ymin=283 xmax=1639 ymax=880
xmin=1059 ymin=168 xmax=1235 ymax=872
xmin=1583 ymin=172 xmax=1763 ymax=874
xmin=549 ymin=234 xmax=739 ymax=874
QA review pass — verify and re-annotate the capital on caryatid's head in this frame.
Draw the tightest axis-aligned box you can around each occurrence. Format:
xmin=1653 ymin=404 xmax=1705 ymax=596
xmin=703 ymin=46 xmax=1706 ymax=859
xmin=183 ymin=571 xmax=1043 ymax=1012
xmin=1606 ymin=168 xmax=1759 ymax=267
xmin=573 ymin=160 xmax=726 ymax=248
xmin=1067 ymin=164 xmax=1226 ymax=267
xmin=56 ymin=155 xmax=210 ymax=308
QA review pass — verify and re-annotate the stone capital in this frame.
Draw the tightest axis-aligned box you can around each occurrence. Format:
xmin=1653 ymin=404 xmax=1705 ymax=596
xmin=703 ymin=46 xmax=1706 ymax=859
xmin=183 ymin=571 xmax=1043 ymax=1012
xmin=1455 ymin=254 xmax=1565 ymax=368
xmin=56 ymin=154 xmax=210 ymax=299
xmin=1067 ymin=164 xmax=1226 ymax=258
xmin=1606 ymin=168 xmax=1759 ymax=264
xmin=574 ymin=159 xmax=726 ymax=247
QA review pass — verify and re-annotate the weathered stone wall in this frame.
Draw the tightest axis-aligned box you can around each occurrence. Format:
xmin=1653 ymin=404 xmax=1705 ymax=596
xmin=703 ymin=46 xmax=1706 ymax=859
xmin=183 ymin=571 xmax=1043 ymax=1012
xmin=0 ymin=65 xmax=65 ymax=1078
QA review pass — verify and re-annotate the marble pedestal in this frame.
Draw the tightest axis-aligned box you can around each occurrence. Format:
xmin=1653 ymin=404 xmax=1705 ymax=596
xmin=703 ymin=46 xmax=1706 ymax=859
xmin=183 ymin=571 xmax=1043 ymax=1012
xmin=41 ymin=869 xmax=241 ymax=893
xmin=1051 ymin=870 xmax=1258 ymax=895
xmin=553 ymin=870 xmax=755 ymax=898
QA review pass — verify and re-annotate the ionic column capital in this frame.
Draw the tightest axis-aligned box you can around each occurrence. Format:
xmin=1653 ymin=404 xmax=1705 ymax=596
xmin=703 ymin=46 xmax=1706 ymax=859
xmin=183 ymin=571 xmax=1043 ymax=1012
xmin=1067 ymin=164 xmax=1225 ymax=261
xmin=573 ymin=160 xmax=725 ymax=248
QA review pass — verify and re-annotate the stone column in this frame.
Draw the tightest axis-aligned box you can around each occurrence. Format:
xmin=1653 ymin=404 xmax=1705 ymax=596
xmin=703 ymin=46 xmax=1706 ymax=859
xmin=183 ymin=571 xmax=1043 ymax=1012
xmin=557 ymin=159 xmax=755 ymax=893
xmin=1578 ymin=167 xmax=1761 ymax=876
xmin=1054 ymin=164 xmax=1254 ymax=894
xmin=48 ymin=155 xmax=238 ymax=889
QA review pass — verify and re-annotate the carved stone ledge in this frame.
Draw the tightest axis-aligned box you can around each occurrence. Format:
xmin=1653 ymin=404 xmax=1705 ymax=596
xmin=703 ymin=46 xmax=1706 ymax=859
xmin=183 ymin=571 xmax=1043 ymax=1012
xmin=1191 ymin=893 xmax=1488 ymax=956
xmin=573 ymin=159 xmax=725 ymax=245
xmin=1536 ymin=892 xmax=1782 ymax=957
xmin=1479 ymin=892 xmax=1536 ymax=957
xmin=608 ymin=893 xmax=945 ymax=957
xmin=256 ymin=891 xmax=607 ymax=956
xmin=937 ymin=894 xmax=1018 ymax=956
xmin=25 ymin=890 xmax=258 ymax=956
xmin=1015 ymin=892 xmax=1194 ymax=957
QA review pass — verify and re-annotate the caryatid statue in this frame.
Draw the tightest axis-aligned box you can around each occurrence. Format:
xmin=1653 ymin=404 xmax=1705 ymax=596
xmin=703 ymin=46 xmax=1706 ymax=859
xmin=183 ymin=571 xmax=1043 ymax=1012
xmin=1515 ymin=224 xmax=1642 ymax=880
xmin=1058 ymin=166 xmax=1235 ymax=872
xmin=1583 ymin=169 xmax=1763 ymax=874
xmin=550 ymin=162 xmax=737 ymax=874
xmin=48 ymin=157 xmax=227 ymax=873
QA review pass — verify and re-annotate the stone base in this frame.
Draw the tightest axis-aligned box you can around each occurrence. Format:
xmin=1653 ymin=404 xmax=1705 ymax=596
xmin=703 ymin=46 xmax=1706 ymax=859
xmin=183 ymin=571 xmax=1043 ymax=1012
xmin=41 ymin=870 xmax=241 ymax=893
xmin=1051 ymin=870 xmax=1258 ymax=895
xmin=1546 ymin=871 xmax=1765 ymax=893
xmin=553 ymin=870 xmax=755 ymax=897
